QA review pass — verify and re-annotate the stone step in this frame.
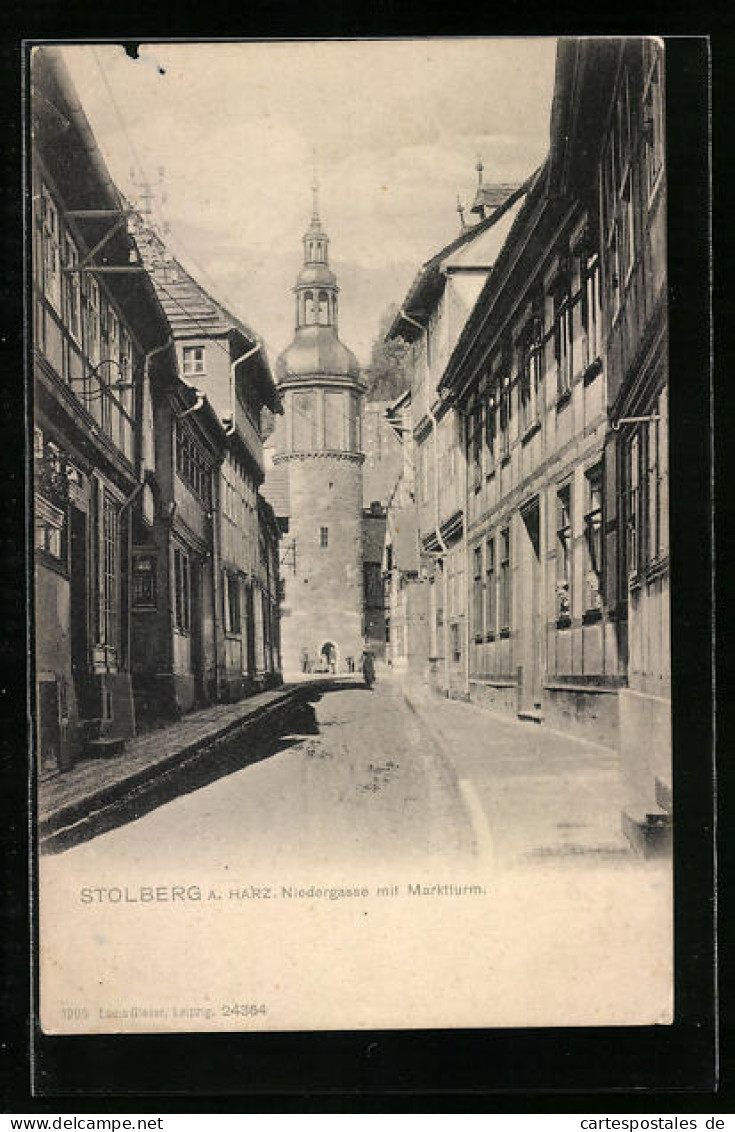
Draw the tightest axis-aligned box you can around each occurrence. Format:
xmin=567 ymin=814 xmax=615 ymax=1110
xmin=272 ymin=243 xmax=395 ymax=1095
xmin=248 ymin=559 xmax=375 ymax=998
xmin=517 ymin=708 xmax=544 ymax=724
xmin=86 ymin=736 xmax=125 ymax=759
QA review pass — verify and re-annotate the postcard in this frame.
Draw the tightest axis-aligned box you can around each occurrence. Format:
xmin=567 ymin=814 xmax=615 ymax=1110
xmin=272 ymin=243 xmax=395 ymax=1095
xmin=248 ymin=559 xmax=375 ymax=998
xmin=32 ymin=36 xmax=674 ymax=1036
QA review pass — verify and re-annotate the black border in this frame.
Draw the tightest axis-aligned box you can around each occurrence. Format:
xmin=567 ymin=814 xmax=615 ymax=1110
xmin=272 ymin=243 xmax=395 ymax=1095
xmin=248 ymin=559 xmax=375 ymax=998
xmin=3 ymin=29 xmax=718 ymax=1109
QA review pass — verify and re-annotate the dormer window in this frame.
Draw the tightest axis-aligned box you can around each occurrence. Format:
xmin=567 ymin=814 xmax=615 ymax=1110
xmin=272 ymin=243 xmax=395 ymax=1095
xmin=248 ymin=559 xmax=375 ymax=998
xmin=183 ymin=345 xmax=205 ymax=376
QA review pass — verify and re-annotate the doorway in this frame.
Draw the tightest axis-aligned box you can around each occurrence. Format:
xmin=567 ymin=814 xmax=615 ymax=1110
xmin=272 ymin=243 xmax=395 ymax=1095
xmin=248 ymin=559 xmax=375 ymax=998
xmin=520 ymin=498 xmax=543 ymax=712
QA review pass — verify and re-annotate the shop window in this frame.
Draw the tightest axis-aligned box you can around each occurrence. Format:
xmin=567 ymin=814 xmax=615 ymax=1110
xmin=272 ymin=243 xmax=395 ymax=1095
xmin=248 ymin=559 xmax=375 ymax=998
xmin=499 ymin=526 xmax=511 ymax=633
xmin=472 ymin=545 xmax=483 ymax=642
xmin=556 ymin=484 xmax=572 ymax=624
xmin=133 ymin=555 xmax=157 ymax=607
xmin=99 ymin=490 xmax=120 ymax=649
xmin=485 ymin=535 xmax=496 ymax=640
xmin=626 ymin=431 xmax=641 ymax=581
xmin=225 ymin=571 xmax=241 ymax=635
xmin=451 ymin=622 xmax=461 ymax=663
xmin=173 ymin=546 xmax=191 ymax=633
xmin=584 ymin=467 xmax=603 ymax=613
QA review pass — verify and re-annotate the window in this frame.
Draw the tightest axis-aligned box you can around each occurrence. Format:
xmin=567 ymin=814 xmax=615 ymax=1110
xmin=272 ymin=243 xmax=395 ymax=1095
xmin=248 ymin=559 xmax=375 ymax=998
xmin=293 ymin=391 xmax=318 ymax=450
xmin=84 ymin=276 xmax=101 ymax=368
xmin=484 ymin=536 xmax=496 ymax=639
xmin=318 ymin=290 xmax=330 ymax=326
xmin=451 ymin=621 xmax=461 ymax=663
xmin=607 ymin=223 xmax=622 ymax=322
xmin=582 ymin=252 xmax=601 ymax=369
xmin=174 ymin=546 xmax=191 ymax=633
xmin=554 ymin=285 xmax=573 ymax=397
xmin=520 ymin=317 xmax=543 ymax=433
xmin=499 ymin=527 xmax=511 ymax=633
xmin=183 ymin=345 xmax=205 ymax=376
xmin=304 ymin=290 xmax=316 ymax=324
xmin=499 ymin=374 xmax=511 ymax=460
xmin=626 ymin=431 xmax=641 ymax=580
xmin=99 ymin=490 xmax=120 ymax=649
xmin=325 ymin=391 xmax=345 ymax=450
xmin=118 ymin=330 xmax=134 ymax=418
xmin=556 ymin=484 xmax=572 ymax=624
xmin=647 ymin=391 xmax=668 ymax=562
xmin=467 ymin=396 xmax=483 ymax=490
xmin=35 ymin=496 xmax=65 ymax=561
xmin=176 ymin=425 xmax=213 ymax=507
xmin=224 ymin=571 xmax=241 ymax=635
xmin=40 ymin=184 xmax=61 ymax=312
xmin=472 ymin=546 xmax=483 ymax=642
xmin=620 ymin=170 xmax=637 ymax=286
xmin=63 ymin=233 xmax=82 ymax=344
xmin=643 ymin=45 xmax=665 ymax=198
xmin=132 ymin=555 xmax=157 ymax=607
xmin=584 ymin=467 xmax=603 ymax=613
xmin=320 ymin=526 xmax=329 ymax=548
xmin=485 ymin=388 xmax=496 ymax=476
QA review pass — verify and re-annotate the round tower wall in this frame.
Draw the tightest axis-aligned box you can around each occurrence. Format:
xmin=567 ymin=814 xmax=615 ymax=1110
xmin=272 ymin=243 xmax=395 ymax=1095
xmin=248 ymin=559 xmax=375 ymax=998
xmin=280 ymin=455 xmax=364 ymax=675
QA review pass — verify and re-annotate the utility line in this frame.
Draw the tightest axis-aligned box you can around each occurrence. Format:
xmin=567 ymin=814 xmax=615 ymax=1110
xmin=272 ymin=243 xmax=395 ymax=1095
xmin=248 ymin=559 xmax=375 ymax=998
xmin=88 ymin=48 xmax=362 ymax=443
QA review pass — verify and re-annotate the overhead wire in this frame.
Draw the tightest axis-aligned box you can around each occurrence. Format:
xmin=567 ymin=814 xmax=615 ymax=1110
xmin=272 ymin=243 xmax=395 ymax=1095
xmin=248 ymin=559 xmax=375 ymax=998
xmin=88 ymin=47 xmax=364 ymax=445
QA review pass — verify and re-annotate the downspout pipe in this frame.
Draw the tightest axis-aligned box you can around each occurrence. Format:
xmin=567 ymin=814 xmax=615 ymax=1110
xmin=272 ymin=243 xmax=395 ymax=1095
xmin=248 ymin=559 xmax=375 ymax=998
xmin=123 ymin=336 xmax=170 ymax=715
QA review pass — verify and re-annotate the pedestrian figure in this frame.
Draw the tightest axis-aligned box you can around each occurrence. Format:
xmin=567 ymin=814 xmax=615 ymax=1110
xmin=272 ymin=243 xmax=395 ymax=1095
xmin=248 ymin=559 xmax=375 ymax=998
xmin=361 ymin=648 xmax=375 ymax=689
xmin=300 ymin=647 xmax=310 ymax=674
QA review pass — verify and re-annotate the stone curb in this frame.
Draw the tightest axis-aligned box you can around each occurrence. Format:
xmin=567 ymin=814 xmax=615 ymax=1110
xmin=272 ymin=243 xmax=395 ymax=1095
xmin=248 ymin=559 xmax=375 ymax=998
xmin=37 ymin=679 xmax=338 ymax=849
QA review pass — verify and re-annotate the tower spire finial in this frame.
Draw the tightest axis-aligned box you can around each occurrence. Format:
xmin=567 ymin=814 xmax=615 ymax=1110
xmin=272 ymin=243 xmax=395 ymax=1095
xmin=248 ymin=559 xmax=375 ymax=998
xmin=311 ymin=167 xmax=320 ymax=224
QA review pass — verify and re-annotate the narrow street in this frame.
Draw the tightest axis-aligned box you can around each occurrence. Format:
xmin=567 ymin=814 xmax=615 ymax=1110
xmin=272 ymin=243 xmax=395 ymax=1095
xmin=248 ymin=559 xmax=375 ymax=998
xmin=42 ymin=673 xmax=653 ymax=874
xmin=40 ymin=677 xmax=672 ymax=1032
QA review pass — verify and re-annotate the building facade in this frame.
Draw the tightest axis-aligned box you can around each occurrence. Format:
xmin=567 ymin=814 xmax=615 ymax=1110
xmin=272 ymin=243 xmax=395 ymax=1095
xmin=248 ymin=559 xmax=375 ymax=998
xmin=381 ymin=392 xmax=430 ymax=673
xmin=385 ymin=179 xmax=531 ymax=695
xmin=138 ymin=232 xmax=284 ymax=712
xmin=267 ymin=188 xmax=365 ymax=675
xmin=438 ymin=38 xmax=669 ymax=842
xmin=31 ymin=48 xmax=178 ymax=773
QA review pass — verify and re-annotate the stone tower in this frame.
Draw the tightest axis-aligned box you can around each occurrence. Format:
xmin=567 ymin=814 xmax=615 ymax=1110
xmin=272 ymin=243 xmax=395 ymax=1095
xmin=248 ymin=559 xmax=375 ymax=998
xmin=273 ymin=183 xmax=365 ymax=674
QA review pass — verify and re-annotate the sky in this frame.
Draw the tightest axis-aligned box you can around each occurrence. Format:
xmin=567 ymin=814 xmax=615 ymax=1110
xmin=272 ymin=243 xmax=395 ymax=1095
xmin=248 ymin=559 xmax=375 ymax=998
xmin=60 ymin=39 xmax=557 ymax=367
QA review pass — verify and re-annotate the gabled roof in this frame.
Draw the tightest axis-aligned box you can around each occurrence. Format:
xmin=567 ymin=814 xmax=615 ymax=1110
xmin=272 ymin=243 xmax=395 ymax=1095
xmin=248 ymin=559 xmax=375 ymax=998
xmin=470 ymin=182 xmax=522 ymax=216
xmin=386 ymin=178 xmax=533 ymax=342
xmin=438 ymin=161 xmax=552 ymax=399
xmin=138 ymin=229 xmax=281 ymax=414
